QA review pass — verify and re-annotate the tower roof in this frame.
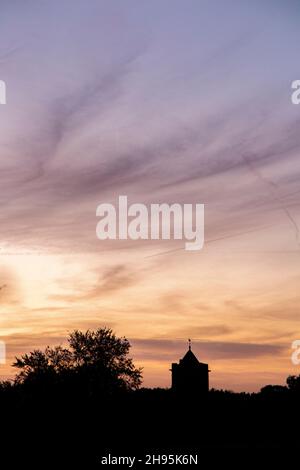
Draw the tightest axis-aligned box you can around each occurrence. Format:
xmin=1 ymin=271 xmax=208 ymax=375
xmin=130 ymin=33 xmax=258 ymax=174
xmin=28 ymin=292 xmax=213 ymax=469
xmin=180 ymin=348 xmax=200 ymax=366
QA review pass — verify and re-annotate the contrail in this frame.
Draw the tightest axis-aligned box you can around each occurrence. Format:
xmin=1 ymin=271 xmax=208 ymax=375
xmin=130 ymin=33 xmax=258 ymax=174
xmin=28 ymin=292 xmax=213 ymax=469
xmin=243 ymin=155 xmax=300 ymax=249
xmin=0 ymin=46 xmax=21 ymax=64
xmin=145 ymin=224 xmax=273 ymax=258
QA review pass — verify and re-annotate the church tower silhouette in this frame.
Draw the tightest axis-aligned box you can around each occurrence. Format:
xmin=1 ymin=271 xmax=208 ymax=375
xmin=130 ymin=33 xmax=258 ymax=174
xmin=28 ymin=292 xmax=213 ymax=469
xmin=171 ymin=340 xmax=209 ymax=394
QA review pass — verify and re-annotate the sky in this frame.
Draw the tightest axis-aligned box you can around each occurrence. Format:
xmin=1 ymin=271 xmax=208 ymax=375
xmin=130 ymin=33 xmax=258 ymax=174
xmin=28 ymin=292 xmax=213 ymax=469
xmin=0 ymin=0 xmax=300 ymax=391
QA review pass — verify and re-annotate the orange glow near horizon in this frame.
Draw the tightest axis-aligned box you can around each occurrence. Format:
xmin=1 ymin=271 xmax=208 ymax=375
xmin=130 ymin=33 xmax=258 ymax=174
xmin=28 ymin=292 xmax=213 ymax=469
xmin=1 ymin=0 xmax=300 ymax=392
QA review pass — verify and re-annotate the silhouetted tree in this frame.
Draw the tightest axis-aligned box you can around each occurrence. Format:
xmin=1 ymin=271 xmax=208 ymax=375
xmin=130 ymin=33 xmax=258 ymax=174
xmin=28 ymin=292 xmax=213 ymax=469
xmin=0 ymin=380 xmax=14 ymax=393
xmin=286 ymin=374 xmax=300 ymax=392
xmin=13 ymin=328 xmax=142 ymax=395
xmin=260 ymin=385 xmax=287 ymax=395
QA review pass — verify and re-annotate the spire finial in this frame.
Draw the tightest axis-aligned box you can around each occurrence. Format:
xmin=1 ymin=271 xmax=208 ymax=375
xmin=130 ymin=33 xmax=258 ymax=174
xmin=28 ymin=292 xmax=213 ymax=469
xmin=188 ymin=338 xmax=191 ymax=351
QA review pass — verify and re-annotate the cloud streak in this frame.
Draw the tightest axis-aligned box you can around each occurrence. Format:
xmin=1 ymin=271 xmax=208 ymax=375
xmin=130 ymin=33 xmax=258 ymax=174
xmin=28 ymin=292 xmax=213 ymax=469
xmin=0 ymin=0 xmax=300 ymax=391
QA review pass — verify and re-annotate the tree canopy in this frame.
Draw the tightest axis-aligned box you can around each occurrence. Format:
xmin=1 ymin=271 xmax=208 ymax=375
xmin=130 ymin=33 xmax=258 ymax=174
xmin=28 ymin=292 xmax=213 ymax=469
xmin=286 ymin=374 xmax=300 ymax=392
xmin=13 ymin=327 xmax=142 ymax=394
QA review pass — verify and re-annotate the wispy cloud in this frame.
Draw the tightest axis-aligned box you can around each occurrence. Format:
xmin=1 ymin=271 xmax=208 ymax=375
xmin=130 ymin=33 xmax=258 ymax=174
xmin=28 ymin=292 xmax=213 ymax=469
xmin=132 ymin=338 xmax=285 ymax=361
xmin=0 ymin=0 xmax=300 ymax=391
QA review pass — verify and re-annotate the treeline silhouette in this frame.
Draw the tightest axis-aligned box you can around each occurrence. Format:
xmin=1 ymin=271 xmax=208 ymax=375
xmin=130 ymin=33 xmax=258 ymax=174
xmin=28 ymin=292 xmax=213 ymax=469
xmin=0 ymin=327 xmax=299 ymax=465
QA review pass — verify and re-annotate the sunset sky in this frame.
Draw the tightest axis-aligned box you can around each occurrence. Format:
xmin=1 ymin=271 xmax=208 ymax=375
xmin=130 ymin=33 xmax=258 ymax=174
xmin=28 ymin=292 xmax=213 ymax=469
xmin=0 ymin=0 xmax=300 ymax=391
